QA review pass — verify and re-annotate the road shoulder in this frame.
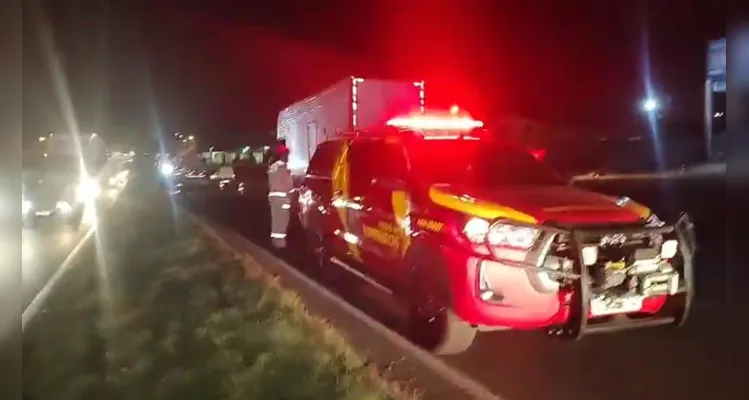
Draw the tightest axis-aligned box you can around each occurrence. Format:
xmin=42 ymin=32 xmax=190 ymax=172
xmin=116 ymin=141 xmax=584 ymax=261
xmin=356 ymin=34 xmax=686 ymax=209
xmin=23 ymin=176 xmax=415 ymax=399
xmin=194 ymin=216 xmax=503 ymax=400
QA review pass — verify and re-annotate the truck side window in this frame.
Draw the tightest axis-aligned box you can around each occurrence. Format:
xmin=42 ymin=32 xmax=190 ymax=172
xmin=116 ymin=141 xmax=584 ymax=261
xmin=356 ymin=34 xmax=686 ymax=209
xmin=377 ymin=143 xmax=407 ymax=181
xmin=348 ymin=140 xmax=377 ymax=196
xmin=307 ymin=141 xmax=339 ymax=178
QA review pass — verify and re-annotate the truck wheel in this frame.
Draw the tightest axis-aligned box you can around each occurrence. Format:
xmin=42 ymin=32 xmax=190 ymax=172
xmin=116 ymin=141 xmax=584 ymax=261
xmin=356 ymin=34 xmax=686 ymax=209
xmin=407 ymin=249 xmax=477 ymax=355
xmin=304 ymin=229 xmax=339 ymax=283
xmin=409 ymin=297 xmax=477 ymax=355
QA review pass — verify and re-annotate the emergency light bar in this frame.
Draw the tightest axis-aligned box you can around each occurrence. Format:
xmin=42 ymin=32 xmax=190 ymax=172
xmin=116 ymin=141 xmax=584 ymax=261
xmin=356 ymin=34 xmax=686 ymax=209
xmin=386 ymin=115 xmax=484 ymax=131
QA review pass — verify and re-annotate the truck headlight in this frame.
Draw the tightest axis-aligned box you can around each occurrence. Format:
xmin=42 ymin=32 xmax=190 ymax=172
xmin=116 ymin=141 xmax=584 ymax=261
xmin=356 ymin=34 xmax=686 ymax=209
xmin=486 ymin=222 xmax=540 ymax=263
xmin=487 ymin=223 xmax=539 ymax=249
xmin=77 ymin=178 xmax=101 ymax=201
xmin=23 ymin=199 xmax=32 ymax=214
xmin=644 ymin=213 xmax=665 ymax=228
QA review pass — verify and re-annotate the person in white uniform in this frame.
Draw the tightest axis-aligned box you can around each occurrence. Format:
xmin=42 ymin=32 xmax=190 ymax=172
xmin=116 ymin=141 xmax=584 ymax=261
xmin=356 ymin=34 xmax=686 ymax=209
xmin=267 ymin=145 xmax=293 ymax=248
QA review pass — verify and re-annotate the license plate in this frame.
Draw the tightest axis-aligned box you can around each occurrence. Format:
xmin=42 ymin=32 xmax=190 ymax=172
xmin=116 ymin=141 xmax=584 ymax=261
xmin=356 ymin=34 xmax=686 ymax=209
xmin=35 ymin=210 xmax=53 ymax=216
xmin=590 ymin=295 xmax=643 ymax=316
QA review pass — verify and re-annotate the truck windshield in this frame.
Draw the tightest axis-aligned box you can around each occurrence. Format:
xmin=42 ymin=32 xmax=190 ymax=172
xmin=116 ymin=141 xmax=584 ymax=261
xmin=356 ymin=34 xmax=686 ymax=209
xmin=408 ymin=140 xmax=564 ymax=186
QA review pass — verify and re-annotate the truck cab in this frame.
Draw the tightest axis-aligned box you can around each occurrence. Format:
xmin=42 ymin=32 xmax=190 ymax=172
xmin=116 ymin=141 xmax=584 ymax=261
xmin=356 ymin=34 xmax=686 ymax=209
xmin=297 ymin=114 xmax=695 ymax=355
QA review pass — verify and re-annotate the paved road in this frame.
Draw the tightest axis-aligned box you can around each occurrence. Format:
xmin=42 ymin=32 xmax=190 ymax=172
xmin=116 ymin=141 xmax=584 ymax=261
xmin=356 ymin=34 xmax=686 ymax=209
xmin=179 ymin=175 xmax=745 ymax=400
xmin=22 ymin=219 xmax=94 ymax=310
xmin=21 ymin=161 xmax=129 ymax=312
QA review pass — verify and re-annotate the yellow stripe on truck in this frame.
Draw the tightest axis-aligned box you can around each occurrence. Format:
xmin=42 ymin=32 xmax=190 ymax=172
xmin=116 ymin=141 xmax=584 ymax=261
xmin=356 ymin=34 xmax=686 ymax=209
xmin=623 ymin=201 xmax=652 ymax=219
xmin=331 ymin=141 xmax=362 ymax=261
xmin=391 ymin=190 xmax=412 ymax=257
xmin=428 ymin=185 xmax=537 ymax=224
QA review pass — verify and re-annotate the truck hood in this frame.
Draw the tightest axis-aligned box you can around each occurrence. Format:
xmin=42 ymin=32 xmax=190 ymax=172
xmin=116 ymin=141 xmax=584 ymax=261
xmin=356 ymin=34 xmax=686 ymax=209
xmin=428 ymin=184 xmax=651 ymax=225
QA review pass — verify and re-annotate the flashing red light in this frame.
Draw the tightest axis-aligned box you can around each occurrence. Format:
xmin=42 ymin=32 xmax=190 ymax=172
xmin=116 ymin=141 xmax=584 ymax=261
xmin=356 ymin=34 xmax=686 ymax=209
xmin=386 ymin=115 xmax=484 ymax=131
xmin=529 ymin=148 xmax=546 ymax=160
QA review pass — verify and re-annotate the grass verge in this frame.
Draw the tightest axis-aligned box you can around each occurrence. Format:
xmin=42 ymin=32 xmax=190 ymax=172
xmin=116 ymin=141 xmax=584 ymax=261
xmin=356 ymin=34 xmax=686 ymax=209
xmin=22 ymin=176 xmax=413 ymax=400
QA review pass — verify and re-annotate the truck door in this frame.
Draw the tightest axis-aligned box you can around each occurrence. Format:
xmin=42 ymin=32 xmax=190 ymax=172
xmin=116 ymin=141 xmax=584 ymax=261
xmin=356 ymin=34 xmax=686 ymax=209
xmin=303 ymin=140 xmax=344 ymax=253
xmin=352 ymin=140 xmax=411 ymax=289
xmin=340 ymin=140 xmax=374 ymax=267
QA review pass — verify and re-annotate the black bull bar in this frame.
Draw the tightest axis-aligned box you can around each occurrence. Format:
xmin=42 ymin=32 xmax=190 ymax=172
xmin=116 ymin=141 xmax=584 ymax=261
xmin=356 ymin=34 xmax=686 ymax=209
xmin=487 ymin=213 xmax=696 ymax=340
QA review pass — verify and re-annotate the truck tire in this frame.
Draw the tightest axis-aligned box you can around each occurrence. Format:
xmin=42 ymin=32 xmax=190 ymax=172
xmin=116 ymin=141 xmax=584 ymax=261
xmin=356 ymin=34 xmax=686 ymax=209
xmin=303 ymin=227 xmax=342 ymax=284
xmin=406 ymin=244 xmax=477 ymax=355
xmin=432 ymin=309 xmax=478 ymax=356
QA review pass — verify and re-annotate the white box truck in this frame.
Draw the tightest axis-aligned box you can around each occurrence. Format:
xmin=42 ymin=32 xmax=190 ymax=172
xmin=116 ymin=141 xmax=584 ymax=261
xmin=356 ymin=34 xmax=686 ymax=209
xmin=277 ymin=76 xmax=425 ymax=176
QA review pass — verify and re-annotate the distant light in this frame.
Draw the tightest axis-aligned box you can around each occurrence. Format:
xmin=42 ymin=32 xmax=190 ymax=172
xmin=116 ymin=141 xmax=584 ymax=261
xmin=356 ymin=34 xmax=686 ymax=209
xmin=242 ymin=146 xmax=250 ymax=153
xmin=641 ymin=98 xmax=659 ymax=113
xmin=182 ymin=139 xmax=187 ymax=143
xmin=91 ymin=133 xmax=97 ymax=137
xmin=188 ymin=135 xmax=195 ymax=141
xmin=38 ymin=136 xmax=46 ymax=142
xmin=174 ymin=132 xmax=179 ymax=137
xmin=160 ymin=162 xmax=175 ymax=176
xmin=450 ymin=105 xmax=460 ymax=115
xmin=43 ymin=153 xmax=48 ymax=157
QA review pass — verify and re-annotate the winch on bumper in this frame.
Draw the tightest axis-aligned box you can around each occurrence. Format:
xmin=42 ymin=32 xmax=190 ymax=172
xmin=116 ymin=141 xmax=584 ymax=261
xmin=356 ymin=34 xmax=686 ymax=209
xmin=459 ymin=213 xmax=696 ymax=340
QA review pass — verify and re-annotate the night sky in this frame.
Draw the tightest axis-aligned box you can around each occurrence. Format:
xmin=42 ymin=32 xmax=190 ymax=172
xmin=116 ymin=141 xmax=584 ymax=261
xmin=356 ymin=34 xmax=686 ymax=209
xmin=22 ymin=0 xmax=724 ymax=149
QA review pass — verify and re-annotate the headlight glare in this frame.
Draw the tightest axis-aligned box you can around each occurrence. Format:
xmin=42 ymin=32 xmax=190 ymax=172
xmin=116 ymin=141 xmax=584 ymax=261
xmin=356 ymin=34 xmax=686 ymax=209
xmin=77 ymin=178 xmax=101 ymax=201
xmin=160 ymin=162 xmax=175 ymax=176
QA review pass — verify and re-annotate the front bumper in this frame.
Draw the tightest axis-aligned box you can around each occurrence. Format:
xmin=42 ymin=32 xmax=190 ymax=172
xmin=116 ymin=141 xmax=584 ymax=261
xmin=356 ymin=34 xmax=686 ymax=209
xmin=445 ymin=213 xmax=696 ymax=338
xmin=557 ymin=213 xmax=696 ymax=339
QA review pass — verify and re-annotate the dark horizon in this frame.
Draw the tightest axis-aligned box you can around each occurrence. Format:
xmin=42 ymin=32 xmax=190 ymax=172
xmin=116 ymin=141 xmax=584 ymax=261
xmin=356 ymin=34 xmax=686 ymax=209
xmin=22 ymin=0 xmax=725 ymax=149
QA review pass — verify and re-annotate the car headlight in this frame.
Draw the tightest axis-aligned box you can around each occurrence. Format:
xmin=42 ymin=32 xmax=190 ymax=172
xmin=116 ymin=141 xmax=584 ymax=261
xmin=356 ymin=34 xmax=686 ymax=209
xmin=462 ymin=217 xmax=541 ymax=261
xmin=485 ymin=221 xmax=540 ymax=263
xmin=23 ymin=199 xmax=32 ymax=214
xmin=644 ymin=213 xmax=665 ymax=228
xmin=76 ymin=178 xmax=101 ymax=201
xmin=463 ymin=217 xmax=491 ymax=244
xmin=487 ymin=222 xmax=540 ymax=249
